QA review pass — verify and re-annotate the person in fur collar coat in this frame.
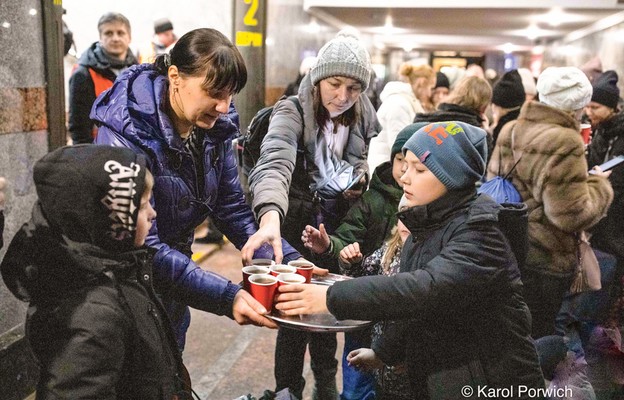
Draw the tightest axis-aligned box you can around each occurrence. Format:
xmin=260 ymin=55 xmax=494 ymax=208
xmin=488 ymin=67 xmax=614 ymax=338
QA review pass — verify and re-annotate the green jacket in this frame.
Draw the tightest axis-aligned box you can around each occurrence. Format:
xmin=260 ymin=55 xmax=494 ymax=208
xmin=329 ymin=161 xmax=403 ymax=261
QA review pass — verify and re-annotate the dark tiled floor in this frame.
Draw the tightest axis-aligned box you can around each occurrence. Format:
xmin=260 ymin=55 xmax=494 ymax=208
xmin=184 ymin=241 xmax=344 ymax=400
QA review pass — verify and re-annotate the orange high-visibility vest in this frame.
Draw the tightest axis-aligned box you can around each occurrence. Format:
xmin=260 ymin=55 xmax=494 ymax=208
xmin=88 ymin=68 xmax=114 ymax=99
xmin=71 ymin=65 xmax=114 ymax=139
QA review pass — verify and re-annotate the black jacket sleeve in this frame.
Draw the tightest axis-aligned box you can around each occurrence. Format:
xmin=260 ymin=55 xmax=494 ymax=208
xmin=326 ymin=221 xmax=510 ymax=321
xmin=68 ymin=65 xmax=96 ymax=144
xmin=371 ymin=320 xmax=410 ymax=366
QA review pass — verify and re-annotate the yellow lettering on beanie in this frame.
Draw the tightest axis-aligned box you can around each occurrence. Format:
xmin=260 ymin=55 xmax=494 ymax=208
xmin=445 ymin=122 xmax=462 ymax=136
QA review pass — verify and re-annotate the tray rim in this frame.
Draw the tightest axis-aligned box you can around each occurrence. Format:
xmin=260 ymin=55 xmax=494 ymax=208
xmin=265 ymin=312 xmax=372 ymax=332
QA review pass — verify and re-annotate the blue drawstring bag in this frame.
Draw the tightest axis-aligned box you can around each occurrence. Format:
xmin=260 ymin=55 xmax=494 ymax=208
xmin=479 ymin=125 xmax=523 ymax=204
xmin=478 ymin=175 xmax=522 ymax=203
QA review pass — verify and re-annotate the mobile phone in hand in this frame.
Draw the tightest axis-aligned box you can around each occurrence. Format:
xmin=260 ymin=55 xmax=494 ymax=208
xmin=589 ymin=155 xmax=624 ymax=175
xmin=345 ymin=171 xmax=366 ymax=191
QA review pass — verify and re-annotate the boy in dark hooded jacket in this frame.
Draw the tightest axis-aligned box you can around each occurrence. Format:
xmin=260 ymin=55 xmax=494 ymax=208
xmin=276 ymin=122 xmax=545 ymax=400
xmin=1 ymin=145 xmax=190 ymax=399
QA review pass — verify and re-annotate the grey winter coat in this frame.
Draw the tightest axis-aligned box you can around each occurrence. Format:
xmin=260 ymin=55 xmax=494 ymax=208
xmin=249 ymin=74 xmax=381 ymax=221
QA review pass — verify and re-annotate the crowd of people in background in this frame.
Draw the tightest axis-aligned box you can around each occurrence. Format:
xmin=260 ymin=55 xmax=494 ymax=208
xmin=1 ymin=8 xmax=624 ymax=400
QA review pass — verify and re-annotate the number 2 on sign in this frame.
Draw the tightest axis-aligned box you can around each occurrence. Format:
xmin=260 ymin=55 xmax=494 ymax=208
xmin=244 ymin=0 xmax=258 ymax=26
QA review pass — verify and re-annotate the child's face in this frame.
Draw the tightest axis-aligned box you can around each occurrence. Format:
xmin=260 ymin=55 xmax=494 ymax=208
xmin=134 ymin=189 xmax=157 ymax=247
xmin=400 ymin=150 xmax=447 ymax=207
xmin=392 ymin=153 xmax=406 ymax=187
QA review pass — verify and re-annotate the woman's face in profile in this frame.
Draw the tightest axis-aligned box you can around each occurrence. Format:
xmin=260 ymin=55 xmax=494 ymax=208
xmin=585 ymin=101 xmax=615 ymax=126
xmin=319 ymin=76 xmax=362 ymax=117
xmin=175 ymin=75 xmax=232 ymax=130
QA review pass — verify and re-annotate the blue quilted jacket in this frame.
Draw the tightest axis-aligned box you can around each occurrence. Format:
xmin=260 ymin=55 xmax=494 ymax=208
xmin=92 ymin=64 xmax=300 ymax=347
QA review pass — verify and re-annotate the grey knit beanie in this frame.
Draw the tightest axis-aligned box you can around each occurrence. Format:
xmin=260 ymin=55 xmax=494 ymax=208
xmin=402 ymin=121 xmax=487 ymax=190
xmin=310 ymin=29 xmax=371 ymax=90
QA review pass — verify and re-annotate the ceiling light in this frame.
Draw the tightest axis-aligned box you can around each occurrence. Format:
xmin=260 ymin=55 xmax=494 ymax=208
xmin=531 ymin=45 xmax=544 ymax=55
xmin=29 ymin=8 xmax=37 ymax=16
xmin=547 ymin=7 xmax=564 ymax=27
xmin=384 ymin=15 xmax=393 ymax=29
xmin=402 ymin=43 xmax=414 ymax=52
xmin=502 ymin=42 xmax=514 ymax=54
xmin=434 ymin=51 xmax=457 ymax=57
xmin=525 ymin=23 xmax=541 ymax=41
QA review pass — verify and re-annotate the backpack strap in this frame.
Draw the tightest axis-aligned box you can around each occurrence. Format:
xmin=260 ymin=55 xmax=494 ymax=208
xmin=283 ymin=96 xmax=312 ymax=189
xmin=502 ymin=124 xmax=523 ymax=181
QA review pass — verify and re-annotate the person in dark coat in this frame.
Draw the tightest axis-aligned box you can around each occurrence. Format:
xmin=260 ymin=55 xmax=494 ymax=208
xmin=276 ymin=121 xmax=545 ymax=400
xmin=283 ymin=55 xmax=317 ymax=97
xmin=1 ymin=145 xmax=191 ymax=399
xmin=586 ymin=70 xmax=624 ymax=263
xmin=431 ymin=71 xmax=450 ymax=109
xmin=489 ymin=69 xmax=526 ymax=147
xmin=68 ymin=12 xmax=137 ymax=144
xmin=93 ymin=28 xmax=302 ymax=350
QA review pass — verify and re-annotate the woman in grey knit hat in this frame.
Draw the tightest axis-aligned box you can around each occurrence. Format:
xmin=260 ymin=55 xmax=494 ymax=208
xmin=244 ymin=29 xmax=381 ymax=400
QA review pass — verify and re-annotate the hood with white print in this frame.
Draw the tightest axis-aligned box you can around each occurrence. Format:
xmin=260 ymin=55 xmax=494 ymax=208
xmin=33 ymin=144 xmax=147 ymax=252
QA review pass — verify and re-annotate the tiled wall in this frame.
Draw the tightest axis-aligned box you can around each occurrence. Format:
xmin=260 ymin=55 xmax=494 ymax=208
xmin=0 ymin=0 xmax=50 ymax=397
xmin=265 ymin=0 xmax=336 ymax=105
xmin=543 ymin=20 xmax=624 ymax=93
xmin=0 ymin=0 xmax=49 ymax=333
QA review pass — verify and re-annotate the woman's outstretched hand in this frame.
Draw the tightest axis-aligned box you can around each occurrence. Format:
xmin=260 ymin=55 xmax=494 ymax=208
xmin=274 ymin=284 xmax=329 ymax=315
xmin=241 ymin=210 xmax=283 ymax=265
xmin=232 ymin=289 xmax=278 ymax=329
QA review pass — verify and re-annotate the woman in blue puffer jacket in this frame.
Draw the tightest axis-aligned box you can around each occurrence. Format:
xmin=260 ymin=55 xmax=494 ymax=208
xmin=93 ymin=28 xmax=301 ymax=349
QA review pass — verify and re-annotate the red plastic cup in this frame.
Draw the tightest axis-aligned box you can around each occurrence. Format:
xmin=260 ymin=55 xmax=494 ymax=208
xmin=288 ymin=260 xmax=315 ymax=283
xmin=269 ymin=264 xmax=297 ymax=277
xmin=248 ymin=274 xmax=278 ymax=311
xmin=580 ymin=123 xmax=592 ymax=145
xmin=277 ymin=273 xmax=306 ymax=287
xmin=242 ymin=265 xmax=270 ymax=291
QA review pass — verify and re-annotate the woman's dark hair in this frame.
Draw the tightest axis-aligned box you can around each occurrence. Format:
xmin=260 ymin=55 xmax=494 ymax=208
xmin=154 ymin=28 xmax=247 ymax=95
xmin=312 ymin=83 xmax=360 ymax=131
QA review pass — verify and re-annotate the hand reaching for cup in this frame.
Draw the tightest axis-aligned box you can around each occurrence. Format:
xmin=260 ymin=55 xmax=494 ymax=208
xmin=346 ymin=348 xmax=384 ymax=372
xmin=274 ymin=283 xmax=329 ymax=315
xmin=339 ymin=243 xmax=363 ymax=265
xmin=301 ymin=223 xmax=330 ymax=254
xmin=241 ymin=210 xmax=283 ymax=265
